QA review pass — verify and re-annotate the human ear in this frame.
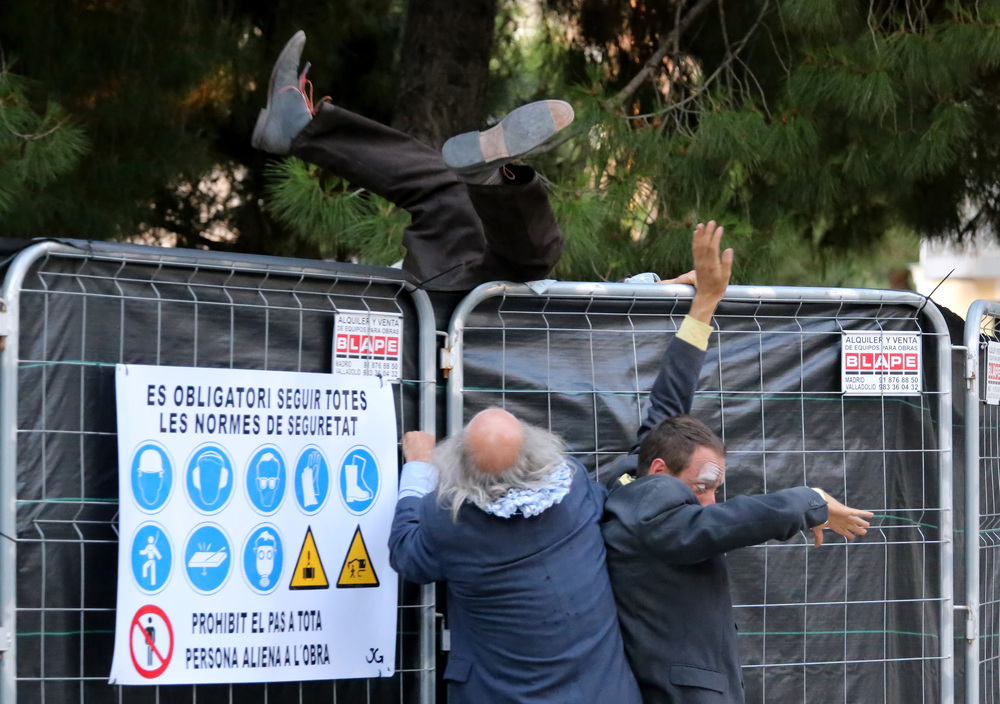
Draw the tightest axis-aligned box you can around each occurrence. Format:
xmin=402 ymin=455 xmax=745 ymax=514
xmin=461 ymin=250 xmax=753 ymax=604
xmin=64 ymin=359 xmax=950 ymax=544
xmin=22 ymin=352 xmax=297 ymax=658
xmin=649 ymin=458 xmax=670 ymax=475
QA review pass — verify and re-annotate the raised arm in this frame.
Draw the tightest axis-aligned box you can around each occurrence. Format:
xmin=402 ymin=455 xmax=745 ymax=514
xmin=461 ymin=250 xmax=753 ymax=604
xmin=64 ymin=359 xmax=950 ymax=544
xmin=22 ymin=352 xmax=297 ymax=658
xmin=633 ymin=222 xmax=734 ymax=449
xmin=388 ymin=431 xmax=443 ymax=584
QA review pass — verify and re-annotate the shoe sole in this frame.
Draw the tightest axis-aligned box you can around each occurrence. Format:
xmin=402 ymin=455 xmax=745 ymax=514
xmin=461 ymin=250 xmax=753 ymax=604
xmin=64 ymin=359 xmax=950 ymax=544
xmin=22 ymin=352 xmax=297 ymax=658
xmin=442 ymin=100 xmax=574 ymax=170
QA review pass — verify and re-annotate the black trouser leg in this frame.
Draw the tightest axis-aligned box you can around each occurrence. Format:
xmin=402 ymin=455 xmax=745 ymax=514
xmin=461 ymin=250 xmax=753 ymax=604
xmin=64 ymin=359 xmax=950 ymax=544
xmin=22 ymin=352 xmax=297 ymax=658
xmin=290 ymin=104 xmax=486 ymax=289
xmin=290 ymin=104 xmax=564 ymax=289
xmin=467 ymin=164 xmax=564 ymax=282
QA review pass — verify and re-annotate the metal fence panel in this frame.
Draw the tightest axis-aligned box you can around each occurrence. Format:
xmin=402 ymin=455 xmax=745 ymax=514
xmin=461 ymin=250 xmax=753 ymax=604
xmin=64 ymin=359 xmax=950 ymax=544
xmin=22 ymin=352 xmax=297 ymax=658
xmin=446 ymin=282 xmax=954 ymax=704
xmin=0 ymin=240 xmax=437 ymax=704
xmin=964 ymin=299 xmax=1000 ymax=704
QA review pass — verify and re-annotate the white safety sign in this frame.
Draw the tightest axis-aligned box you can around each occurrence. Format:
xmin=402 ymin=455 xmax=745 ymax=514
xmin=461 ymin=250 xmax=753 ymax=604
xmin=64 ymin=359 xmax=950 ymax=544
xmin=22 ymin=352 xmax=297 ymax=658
xmin=987 ymin=341 xmax=1000 ymax=405
xmin=333 ymin=311 xmax=402 ymax=380
xmin=841 ymin=331 xmax=921 ymax=396
xmin=109 ymin=365 xmax=398 ymax=685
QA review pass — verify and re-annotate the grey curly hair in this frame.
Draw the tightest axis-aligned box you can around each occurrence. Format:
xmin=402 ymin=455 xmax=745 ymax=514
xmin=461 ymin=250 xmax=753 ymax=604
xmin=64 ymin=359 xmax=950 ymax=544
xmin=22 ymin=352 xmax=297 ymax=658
xmin=434 ymin=421 xmax=568 ymax=521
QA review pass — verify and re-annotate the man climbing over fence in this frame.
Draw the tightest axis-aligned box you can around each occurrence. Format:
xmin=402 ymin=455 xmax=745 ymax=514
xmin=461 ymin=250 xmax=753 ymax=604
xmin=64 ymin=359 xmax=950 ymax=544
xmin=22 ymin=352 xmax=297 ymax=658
xmin=251 ymin=31 xmax=571 ymax=291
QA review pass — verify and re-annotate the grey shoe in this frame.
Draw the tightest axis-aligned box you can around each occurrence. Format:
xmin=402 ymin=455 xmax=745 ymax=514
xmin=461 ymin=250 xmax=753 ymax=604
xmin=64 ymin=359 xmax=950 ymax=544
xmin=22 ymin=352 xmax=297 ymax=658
xmin=251 ymin=31 xmax=313 ymax=155
xmin=442 ymin=100 xmax=575 ymax=178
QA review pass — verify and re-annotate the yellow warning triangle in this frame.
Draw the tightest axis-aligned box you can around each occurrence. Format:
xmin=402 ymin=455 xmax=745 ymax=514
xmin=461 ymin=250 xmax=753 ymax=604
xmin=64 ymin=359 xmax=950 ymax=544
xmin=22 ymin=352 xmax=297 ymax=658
xmin=337 ymin=525 xmax=380 ymax=588
xmin=289 ymin=526 xmax=329 ymax=590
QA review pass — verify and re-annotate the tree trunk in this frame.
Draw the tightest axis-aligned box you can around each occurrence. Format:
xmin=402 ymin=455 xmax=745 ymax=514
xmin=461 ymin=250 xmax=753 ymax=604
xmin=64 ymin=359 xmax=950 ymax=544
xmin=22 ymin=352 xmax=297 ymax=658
xmin=391 ymin=0 xmax=499 ymax=148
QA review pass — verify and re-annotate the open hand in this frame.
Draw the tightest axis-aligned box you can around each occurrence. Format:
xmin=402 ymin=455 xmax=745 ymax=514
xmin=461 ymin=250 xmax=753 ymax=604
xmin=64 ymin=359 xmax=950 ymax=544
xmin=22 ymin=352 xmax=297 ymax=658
xmin=688 ymin=221 xmax=734 ymax=324
xmin=812 ymin=493 xmax=873 ymax=547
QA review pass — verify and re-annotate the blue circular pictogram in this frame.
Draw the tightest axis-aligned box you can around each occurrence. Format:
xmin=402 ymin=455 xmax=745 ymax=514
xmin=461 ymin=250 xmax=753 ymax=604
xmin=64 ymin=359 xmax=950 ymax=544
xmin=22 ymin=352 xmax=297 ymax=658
xmin=130 ymin=442 xmax=173 ymax=513
xmin=131 ymin=522 xmax=172 ymax=595
xmin=244 ymin=445 xmax=287 ymax=515
xmin=293 ymin=445 xmax=330 ymax=515
xmin=337 ymin=445 xmax=380 ymax=515
xmin=242 ymin=523 xmax=283 ymax=595
xmin=185 ymin=444 xmax=235 ymax=514
xmin=183 ymin=523 xmax=232 ymax=595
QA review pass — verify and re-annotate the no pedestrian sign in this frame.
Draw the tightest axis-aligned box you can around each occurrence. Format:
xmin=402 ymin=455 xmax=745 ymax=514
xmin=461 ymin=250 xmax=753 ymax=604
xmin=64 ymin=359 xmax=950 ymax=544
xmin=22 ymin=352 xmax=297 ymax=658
xmin=130 ymin=605 xmax=174 ymax=679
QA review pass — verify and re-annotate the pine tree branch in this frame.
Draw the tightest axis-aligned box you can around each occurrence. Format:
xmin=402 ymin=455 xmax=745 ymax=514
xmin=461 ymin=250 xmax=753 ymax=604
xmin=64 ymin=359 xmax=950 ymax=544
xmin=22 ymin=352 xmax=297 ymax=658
xmin=0 ymin=60 xmax=71 ymax=142
xmin=605 ymin=0 xmax=717 ymax=112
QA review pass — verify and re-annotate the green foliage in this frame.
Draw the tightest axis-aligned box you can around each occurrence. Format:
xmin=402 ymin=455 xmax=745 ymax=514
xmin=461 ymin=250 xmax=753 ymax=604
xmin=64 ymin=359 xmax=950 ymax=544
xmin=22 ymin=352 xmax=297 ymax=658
xmin=3 ymin=0 xmax=997 ymax=291
xmin=507 ymin=0 xmax=1000 ymax=285
xmin=779 ymin=0 xmax=857 ymax=37
xmin=264 ymin=158 xmax=407 ymax=264
xmin=0 ymin=64 xmax=88 ymax=230
xmin=0 ymin=0 xmax=404 ymax=250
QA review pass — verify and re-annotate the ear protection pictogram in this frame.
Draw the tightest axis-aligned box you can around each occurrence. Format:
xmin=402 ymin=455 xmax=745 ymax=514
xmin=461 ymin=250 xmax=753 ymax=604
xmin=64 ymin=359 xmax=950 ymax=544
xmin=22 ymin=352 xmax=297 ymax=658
xmin=193 ymin=450 xmax=229 ymax=490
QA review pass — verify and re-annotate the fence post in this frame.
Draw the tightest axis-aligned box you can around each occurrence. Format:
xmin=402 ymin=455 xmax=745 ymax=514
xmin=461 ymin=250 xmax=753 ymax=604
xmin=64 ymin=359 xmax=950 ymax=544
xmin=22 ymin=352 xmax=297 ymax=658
xmin=0 ymin=242 xmax=62 ymax=704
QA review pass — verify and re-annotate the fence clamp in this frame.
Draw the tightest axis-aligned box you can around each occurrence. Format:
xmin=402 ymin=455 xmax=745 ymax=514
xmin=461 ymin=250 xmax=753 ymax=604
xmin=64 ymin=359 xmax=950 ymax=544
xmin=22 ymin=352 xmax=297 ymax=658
xmin=0 ymin=299 xmax=10 ymax=342
xmin=956 ymin=604 xmax=978 ymax=643
xmin=965 ymin=348 xmax=978 ymax=387
xmin=0 ymin=625 xmax=11 ymax=652
xmin=439 ymin=347 xmax=453 ymax=378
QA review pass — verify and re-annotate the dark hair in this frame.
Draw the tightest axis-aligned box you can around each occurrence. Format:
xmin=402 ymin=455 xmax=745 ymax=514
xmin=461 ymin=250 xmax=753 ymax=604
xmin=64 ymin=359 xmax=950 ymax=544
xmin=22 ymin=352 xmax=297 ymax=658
xmin=637 ymin=415 xmax=726 ymax=477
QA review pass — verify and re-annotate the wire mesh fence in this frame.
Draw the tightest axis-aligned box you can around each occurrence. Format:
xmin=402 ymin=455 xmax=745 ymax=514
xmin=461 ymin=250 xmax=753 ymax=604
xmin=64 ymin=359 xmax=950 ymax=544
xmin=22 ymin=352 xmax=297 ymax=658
xmin=1 ymin=245 xmax=981 ymax=704
xmin=445 ymin=282 xmax=954 ymax=704
xmin=0 ymin=241 xmax=437 ymax=704
xmin=964 ymin=300 xmax=1000 ymax=704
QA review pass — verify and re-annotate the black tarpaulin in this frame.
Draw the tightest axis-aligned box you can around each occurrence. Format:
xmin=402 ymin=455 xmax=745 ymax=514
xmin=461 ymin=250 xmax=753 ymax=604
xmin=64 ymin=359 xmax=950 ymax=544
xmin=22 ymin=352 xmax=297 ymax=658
xmin=5 ymin=243 xmax=427 ymax=704
xmin=456 ymin=291 xmax=949 ymax=704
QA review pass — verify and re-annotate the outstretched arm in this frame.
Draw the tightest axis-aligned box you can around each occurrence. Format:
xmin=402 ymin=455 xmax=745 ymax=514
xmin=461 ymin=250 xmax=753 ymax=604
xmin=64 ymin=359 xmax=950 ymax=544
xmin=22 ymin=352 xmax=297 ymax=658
xmin=610 ymin=480 xmax=827 ymax=563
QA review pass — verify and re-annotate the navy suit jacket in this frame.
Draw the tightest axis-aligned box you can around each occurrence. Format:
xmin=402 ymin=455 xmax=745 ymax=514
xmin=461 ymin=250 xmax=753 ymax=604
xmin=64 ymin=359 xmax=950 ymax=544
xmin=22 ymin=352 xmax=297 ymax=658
xmin=389 ymin=465 xmax=641 ymax=704
xmin=598 ymin=324 xmax=830 ymax=703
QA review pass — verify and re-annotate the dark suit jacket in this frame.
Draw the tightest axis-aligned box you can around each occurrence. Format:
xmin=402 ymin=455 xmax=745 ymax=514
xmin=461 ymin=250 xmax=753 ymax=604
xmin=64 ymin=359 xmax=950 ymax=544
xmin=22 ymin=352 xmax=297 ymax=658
xmin=603 ymin=478 xmax=828 ymax=703
xmin=389 ymin=465 xmax=641 ymax=704
xmin=599 ymin=323 xmax=829 ymax=703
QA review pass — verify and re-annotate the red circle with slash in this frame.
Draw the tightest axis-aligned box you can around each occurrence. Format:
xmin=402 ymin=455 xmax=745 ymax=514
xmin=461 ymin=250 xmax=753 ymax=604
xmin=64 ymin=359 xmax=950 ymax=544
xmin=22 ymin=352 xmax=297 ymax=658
xmin=129 ymin=604 xmax=174 ymax=678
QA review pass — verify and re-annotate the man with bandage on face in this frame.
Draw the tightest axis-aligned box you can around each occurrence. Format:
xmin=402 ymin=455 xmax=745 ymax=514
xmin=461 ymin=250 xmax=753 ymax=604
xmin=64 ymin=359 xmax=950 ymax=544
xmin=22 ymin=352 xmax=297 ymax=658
xmin=600 ymin=222 xmax=873 ymax=704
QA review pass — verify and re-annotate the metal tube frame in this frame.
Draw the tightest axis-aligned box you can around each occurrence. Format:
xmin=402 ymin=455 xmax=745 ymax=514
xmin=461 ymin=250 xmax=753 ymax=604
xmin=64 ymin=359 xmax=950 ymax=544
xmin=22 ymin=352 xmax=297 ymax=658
xmin=0 ymin=239 xmax=438 ymax=704
xmin=446 ymin=281 xmax=955 ymax=704
xmin=962 ymin=299 xmax=1000 ymax=704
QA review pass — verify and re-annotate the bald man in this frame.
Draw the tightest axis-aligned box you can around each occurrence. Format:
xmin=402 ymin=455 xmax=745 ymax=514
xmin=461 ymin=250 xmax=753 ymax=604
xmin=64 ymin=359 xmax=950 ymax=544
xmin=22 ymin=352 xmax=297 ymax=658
xmin=388 ymin=410 xmax=641 ymax=704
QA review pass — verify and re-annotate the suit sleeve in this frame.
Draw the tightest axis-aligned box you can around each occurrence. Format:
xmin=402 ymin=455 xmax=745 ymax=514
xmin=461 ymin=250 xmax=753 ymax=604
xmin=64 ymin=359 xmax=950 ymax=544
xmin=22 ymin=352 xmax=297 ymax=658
xmin=388 ymin=496 xmax=444 ymax=584
xmin=631 ymin=334 xmax=707 ymax=452
xmin=596 ymin=333 xmax=708 ymax=487
xmin=634 ymin=481 xmax=829 ymax=564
